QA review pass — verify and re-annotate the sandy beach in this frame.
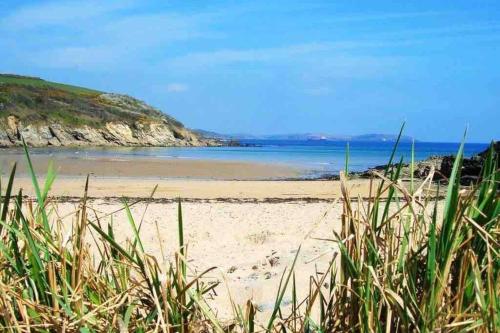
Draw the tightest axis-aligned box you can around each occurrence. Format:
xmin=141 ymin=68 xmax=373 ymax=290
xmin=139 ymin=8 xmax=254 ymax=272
xmin=1 ymin=153 xmax=385 ymax=320
xmin=0 ymin=153 xmax=301 ymax=180
xmin=54 ymin=199 xmax=341 ymax=320
xmin=9 ymin=174 xmax=390 ymax=323
xmin=0 ymin=153 xmax=358 ymax=320
xmin=0 ymin=146 xmax=459 ymax=325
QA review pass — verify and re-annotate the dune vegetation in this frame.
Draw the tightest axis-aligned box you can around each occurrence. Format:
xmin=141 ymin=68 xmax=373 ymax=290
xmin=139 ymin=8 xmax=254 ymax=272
xmin=0 ymin=131 xmax=498 ymax=332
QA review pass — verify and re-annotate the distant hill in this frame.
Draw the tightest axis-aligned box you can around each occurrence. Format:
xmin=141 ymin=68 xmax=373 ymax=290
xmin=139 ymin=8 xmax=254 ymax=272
xmin=349 ymin=133 xmax=414 ymax=142
xmin=0 ymin=74 xmax=215 ymax=147
xmin=195 ymin=130 xmax=415 ymax=142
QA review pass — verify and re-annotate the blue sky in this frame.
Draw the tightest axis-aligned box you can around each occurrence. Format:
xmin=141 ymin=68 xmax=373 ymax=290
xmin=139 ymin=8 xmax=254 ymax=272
xmin=1 ymin=1 xmax=499 ymax=142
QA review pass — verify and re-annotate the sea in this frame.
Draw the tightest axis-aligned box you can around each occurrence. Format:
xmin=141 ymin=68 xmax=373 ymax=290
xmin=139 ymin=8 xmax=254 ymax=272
xmin=7 ymin=140 xmax=490 ymax=179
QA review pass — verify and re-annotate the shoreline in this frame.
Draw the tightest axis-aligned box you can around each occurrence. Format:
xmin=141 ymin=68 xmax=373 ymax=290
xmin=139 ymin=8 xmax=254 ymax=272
xmin=3 ymin=142 xmax=492 ymax=183
xmin=9 ymin=176 xmax=378 ymax=200
xmin=0 ymin=149 xmax=370 ymax=182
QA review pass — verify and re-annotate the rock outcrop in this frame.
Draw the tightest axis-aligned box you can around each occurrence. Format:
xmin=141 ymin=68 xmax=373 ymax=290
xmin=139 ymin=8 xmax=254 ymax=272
xmin=0 ymin=115 xmax=213 ymax=147
xmin=357 ymin=142 xmax=499 ymax=185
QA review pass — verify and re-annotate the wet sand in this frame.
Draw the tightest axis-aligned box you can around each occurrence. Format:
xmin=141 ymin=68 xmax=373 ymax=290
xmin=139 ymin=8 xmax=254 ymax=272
xmin=0 ymin=154 xmax=300 ymax=180
xmin=3 ymin=152 xmax=378 ymax=200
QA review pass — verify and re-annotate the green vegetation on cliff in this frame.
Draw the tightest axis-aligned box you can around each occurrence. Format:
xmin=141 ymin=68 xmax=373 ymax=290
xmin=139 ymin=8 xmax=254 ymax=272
xmin=0 ymin=74 xmax=182 ymax=128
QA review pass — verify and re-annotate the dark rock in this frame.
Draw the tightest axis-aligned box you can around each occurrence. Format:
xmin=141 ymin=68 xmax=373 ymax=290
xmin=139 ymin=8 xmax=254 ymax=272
xmin=268 ymin=256 xmax=280 ymax=267
xmin=436 ymin=145 xmax=497 ymax=184
xmin=478 ymin=141 xmax=500 ymax=158
xmin=355 ymin=141 xmax=498 ymax=185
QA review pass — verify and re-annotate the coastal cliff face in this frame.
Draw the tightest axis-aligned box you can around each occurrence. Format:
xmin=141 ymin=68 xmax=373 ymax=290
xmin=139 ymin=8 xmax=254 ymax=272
xmin=0 ymin=115 xmax=208 ymax=147
xmin=0 ymin=75 xmax=216 ymax=147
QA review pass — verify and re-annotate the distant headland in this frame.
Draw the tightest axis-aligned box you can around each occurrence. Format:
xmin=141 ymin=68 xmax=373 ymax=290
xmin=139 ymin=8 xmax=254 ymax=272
xmin=194 ymin=129 xmax=415 ymax=143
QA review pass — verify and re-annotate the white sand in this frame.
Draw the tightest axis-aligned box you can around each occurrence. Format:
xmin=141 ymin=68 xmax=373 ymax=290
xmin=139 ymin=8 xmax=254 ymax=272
xmin=55 ymin=199 xmax=343 ymax=320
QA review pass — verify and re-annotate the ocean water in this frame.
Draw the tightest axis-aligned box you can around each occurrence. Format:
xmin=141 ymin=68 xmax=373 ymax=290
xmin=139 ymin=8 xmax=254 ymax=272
xmin=5 ymin=140 xmax=490 ymax=178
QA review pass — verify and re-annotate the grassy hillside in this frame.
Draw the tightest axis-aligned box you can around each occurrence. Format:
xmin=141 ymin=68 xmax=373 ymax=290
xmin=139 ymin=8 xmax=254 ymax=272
xmin=0 ymin=74 xmax=101 ymax=95
xmin=0 ymin=74 xmax=182 ymax=128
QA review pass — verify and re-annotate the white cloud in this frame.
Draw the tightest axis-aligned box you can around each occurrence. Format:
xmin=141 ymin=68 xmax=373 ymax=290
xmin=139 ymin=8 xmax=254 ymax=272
xmin=98 ymin=12 xmax=219 ymax=48
xmin=164 ymin=40 xmax=417 ymax=76
xmin=302 ymin=55 xmax=410 ymax=79
xmin=165 ymin=42 xmax=337 ymax=69
xmin=324 ymin=11 xmax=444 ymax=23
xmin=3 ymin=1 xmax=499 ymax=80
xmin=32 ymin=46 xmax=121 ymax=69
xmin=1 ymin=2 xmax=217 ymax=71
xmin=372 ymin=22 xmax=500 ymax=40
xmin=166 ymin=83 xmax=189 ymax=93
xmin=1 ymin=0 xmax=134 ymax=30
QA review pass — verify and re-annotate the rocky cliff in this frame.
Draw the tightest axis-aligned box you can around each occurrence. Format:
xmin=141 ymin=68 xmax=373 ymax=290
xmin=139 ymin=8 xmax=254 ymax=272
xmin=0 ymin=75 xmax=216 ymax=147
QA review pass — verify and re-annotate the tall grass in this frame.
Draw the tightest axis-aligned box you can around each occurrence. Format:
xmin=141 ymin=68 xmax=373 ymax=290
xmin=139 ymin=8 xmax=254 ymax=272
xmin=0 ymin=142 xmax=220 ymax=332
xmin=0 ymin=136 xmax=498 ymax=332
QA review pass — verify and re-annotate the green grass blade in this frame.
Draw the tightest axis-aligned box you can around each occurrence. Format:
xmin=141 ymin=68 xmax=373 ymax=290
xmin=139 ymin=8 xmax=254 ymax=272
xmin=267 ymin=246 xmax=301 ymax=330
xmin=178 ymin=198 xmax=186 ymax=279
xmin=123 ymin=200 xmax=145 ymax=254
xmin=0 ymin=162 xmax=16 ymax=228
xmin=22 ymin=138 xmax=51 ymax=232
